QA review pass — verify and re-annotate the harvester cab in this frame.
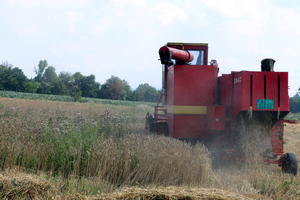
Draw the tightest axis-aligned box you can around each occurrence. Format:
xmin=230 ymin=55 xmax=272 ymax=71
xmin=146 ymin=42 xmax=298 ymax=175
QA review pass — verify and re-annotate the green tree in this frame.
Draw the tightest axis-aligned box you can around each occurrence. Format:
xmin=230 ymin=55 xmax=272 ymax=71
xmin=34 ymin=60 xmax=48 ymax=82
xmin=100 ymin=76 xmax=131 ymax=100
xmin=38 ymin=66 xmax=60 ymax=94
xmin=0 ymin=63 xmax=28 ymax=92
xmin=80 ymin=75 xmax=101 ymax=98
xmin=133 ymin=83 xmax=160 ymax=102
xmin=290 ymin=93 xmax=300 ymax=113
xmin=58 ymin=72 xmax=74 ymax=95
xmin=24 ymin=80 xmax=39 ymax=93
xmin=71 ymin=73 xmax=101 ymax=98
xmin=72 ymin=72 xmax=84 ymax=98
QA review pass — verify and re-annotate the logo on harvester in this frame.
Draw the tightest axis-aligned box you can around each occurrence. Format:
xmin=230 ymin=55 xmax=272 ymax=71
xmin=256 ymin=99 xmax=274 ymax=109
xmin=234 ymin=76 xmax=242 ymax=84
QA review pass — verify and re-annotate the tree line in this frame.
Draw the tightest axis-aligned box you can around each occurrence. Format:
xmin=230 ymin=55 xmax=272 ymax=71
xmin=1 ymin=60 xmax=299 ymax=111
xmin=0 ymin=60 xmax=161 ymax=102
xmin=290 ymin=93 xmax=300 ymax=113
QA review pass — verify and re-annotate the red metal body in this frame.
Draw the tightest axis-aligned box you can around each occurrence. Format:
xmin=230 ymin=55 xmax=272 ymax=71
xmin=148 ymin=42 xmax=294 ymax=168
xmin=220 ymin=71 xmax=289 ymax=117
xmin=166 ymin=65 xmax=218 ymax=138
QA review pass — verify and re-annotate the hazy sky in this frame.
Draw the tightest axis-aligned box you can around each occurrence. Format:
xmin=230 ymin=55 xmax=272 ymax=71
xmin=0 ymin=0 xmax=299 ymax=95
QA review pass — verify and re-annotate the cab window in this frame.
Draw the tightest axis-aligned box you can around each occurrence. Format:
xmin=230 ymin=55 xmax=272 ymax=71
xmin=188 ymin=50 xmax=205 ymax=65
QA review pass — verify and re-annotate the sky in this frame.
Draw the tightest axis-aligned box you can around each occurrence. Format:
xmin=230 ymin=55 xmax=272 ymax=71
xmin=0 ymin=0 xmax=299 ymax=95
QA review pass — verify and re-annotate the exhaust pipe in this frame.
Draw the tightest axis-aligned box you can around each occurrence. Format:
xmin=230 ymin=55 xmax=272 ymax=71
xmin=261 ymin=58 xmax=275 ymax=72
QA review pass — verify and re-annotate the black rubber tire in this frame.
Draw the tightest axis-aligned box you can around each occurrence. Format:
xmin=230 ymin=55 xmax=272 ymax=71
xmin=145 ymin=112 xmax=154 ymax=131
xmin=280 ymin=153 xmax=298 ymax=176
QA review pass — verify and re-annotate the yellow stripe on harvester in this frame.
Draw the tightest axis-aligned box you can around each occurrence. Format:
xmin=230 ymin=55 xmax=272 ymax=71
xmin=167 ymin=105 xmax=207 ymax=115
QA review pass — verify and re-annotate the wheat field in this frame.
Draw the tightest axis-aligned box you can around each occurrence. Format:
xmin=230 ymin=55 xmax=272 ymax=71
xmin=0 ymin=97 xmax=300 ymax=200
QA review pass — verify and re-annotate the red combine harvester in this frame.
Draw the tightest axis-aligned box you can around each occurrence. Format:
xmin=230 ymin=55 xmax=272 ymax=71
xmin=146 ymin=42 xmax=298 ymax=175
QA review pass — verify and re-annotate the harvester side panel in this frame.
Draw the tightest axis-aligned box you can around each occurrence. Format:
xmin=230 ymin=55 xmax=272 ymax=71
xmin=174 ymin=65 xmax=217 ymax=105
xmin=166 ymin=66 xmax=174 ymax=137
xmin=166 ymin=66 xmax=174 ymax=105
xmin=172 ymin=116 xmax=208 ymax=138
xmin=226 ymin=72 xmax=290 ymax=117
xmin=219 ymin=74 xmax=233 ymax=108
xmin=240 ymin=72 xmax=251 ymax=110
xmin=232 ymin=72 xmax=243 ymax=117
xmin=279 ymin=72 xmax=289 ymax=111
xmin=254 ymin=72 xmax=264 ymax=107
xmin=266 ymin=72 xmax=280 ymax=108
xmin=247 ymin=72 xmax=289 ymax=111
xmin=166 ymin=65 xmax=218 ymax=139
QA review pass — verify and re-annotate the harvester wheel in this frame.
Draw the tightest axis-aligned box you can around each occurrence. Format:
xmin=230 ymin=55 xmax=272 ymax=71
xmin=279 ymin=153 xmax=298 ymax=175
xmin=145 ymin=112 xmax=154 ymax=130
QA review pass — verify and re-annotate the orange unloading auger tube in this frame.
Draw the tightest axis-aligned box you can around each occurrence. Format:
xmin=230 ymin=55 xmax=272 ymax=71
xmin=159 ymin=46 xmax=194 ymax=65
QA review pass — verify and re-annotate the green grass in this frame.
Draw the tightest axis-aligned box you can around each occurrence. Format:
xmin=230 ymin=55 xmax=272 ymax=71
xmin=0 ymin=90 xmax=155 ymax=106
xmin=285 ymin=113 xmax=300 ymax=121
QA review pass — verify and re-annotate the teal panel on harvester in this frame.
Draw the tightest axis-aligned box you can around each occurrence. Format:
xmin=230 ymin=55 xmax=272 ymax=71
xmin=256 ymin=99 xmax=274 ymax=109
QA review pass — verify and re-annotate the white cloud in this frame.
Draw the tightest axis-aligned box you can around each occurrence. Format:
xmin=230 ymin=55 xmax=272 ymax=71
xmin=153 ymin=2 xmax=188 ymax=25
xmin=1 ymin=0 xmax=92 ymax=7
xmin=110 ymin=0 xmax=145 ymax=7
xmin=273 ymin=7 xmax=300 ymax=36
xmin=65 ymin=11 xmax=83 ymax=24
xmin=200 ymin=0 xmax=266 ymax=18
xmin=199 ymin=0 xmax=272 ymax=37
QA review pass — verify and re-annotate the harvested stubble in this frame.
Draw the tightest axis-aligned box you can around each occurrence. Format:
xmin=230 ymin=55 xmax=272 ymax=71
xmin=0 ymin=171 xmax=53 ymax=200
xmin=0 ymin=171 xmax=253 ymax=200
xmin=96 ymin=187 xmax=254 ymax=200
xmin=284 ymin=123 xmax=300 ymax=159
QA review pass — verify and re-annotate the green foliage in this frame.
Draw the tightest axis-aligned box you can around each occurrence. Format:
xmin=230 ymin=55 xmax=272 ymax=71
xmin=58 ymin=72 xmax=73 ymax=95
xmin=1 ymin=60 xmax=160 ymax=103
xmin=285 ymin=113 xmax=300 ymax=121
xmin=24 ymin=80 xmax=39 ymax=93
xmin=0 ymin=63 xmax=28 ymax=92
xmin=34 ymin=63 xmax=101 ymax=99
xmin=80 ymin=75 xmax=101 ymax=98
xmin=290 ymin=94 xmax=300 ymax=113
xmin=100 ymin=76 xmax=131 ymax=100
xmin=132 ymin=83 xmax=161 ymax=102
xmin=72 ymin=72 xmax=100 ymax=98
xmin=34 ymin=60 xmax=48 ymax=82
xmin=37 ymin=66 xmax=61 ymax=94
xmin=70 ymin=85 xmax=82 ymax=102
xmin=41 ymin=123 xmax=98 ymax=178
